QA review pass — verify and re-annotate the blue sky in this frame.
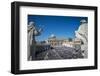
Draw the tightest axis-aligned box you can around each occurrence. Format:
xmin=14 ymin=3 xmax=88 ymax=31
xmin=28 ymin=15 xmax=87 ymax=41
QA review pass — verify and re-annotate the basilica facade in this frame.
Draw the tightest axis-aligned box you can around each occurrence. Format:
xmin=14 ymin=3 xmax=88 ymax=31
xmin=47 ymin=34 xmax=81 ymax=48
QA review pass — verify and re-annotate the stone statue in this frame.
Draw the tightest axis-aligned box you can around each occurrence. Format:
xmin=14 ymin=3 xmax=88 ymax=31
xmin=28 ymin=21 xmax=43 ymax=60
xmin=29 ymin=21 xmax=43 ymax=43
xmin=75 ymin=19 xmax=88 ymax=58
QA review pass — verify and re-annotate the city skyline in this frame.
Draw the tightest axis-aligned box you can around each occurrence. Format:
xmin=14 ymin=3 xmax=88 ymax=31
xmin=28 ymin=15 xmax=88 ymax=41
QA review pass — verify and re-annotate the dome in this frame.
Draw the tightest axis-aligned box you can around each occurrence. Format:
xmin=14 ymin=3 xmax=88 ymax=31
xmin=50 ymin=34 xmax=56 ymax=38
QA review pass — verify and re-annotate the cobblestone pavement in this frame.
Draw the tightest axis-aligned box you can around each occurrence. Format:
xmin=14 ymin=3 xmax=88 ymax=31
xmin=32 ymin=46 xmax=83 ymax=60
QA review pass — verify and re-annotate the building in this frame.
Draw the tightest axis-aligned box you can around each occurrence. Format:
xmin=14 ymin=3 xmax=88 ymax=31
xmin=47 ymin=34 xmax=81 ymax=48
xmin=48 ymin=34 xmax=63 ymax=47
xmin=62 ymin=40 xmax=74 ymax=47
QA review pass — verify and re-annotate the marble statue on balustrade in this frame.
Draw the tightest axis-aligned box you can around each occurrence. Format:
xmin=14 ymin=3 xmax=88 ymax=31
xmin=75 ymin=19 xmax=88 ymax=58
